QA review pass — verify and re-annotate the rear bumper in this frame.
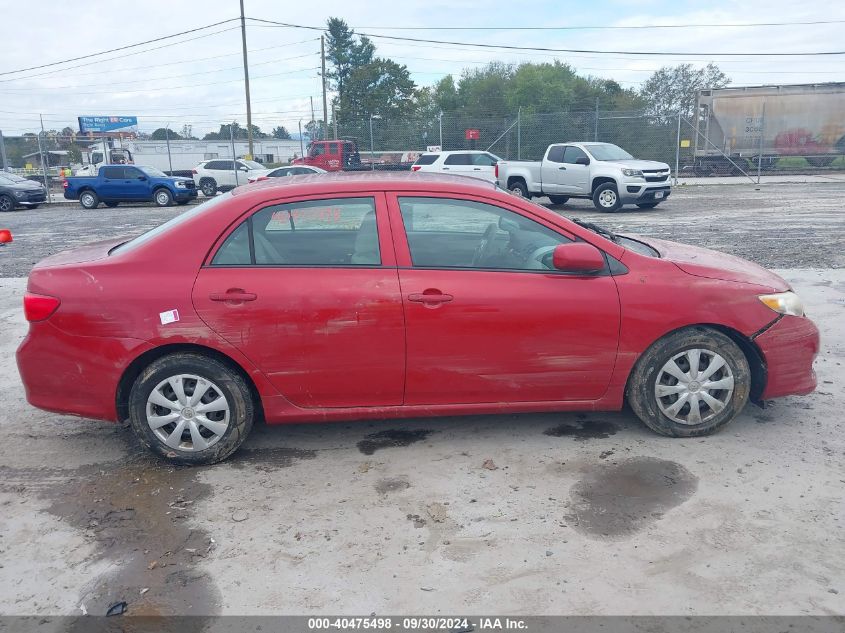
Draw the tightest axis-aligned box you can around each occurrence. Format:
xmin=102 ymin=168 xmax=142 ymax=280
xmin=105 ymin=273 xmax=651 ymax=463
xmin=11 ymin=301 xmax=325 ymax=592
xmin=755 ymin=315 xmax=820 ymax=399
xmin=16 ymin=320 xmax=151 ymax=422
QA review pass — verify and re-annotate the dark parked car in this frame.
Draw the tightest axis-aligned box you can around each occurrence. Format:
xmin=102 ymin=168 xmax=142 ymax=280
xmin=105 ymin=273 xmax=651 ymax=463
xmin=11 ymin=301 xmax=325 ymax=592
xmin=0 ymin=173 xmax=47 ymax=211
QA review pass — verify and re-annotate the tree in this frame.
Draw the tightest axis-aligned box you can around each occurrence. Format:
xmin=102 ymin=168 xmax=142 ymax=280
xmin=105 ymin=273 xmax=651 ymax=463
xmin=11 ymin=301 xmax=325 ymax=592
xmin=271 ymin=125 xmax=291 ymax=139
xmin=180 ymin=124 xmax=196 ymax=140
xmin=325 ymin=17 xmax=375 ymax=120
xmin=151 ymin=128 xmax=182 ymax=140
xmin=640 ymin=63 xmax=729 ymax=120
xmin=202 ymin=122 xmax=268 ymax=140
xmin=340 ymin=58 xmax=417 ymax=121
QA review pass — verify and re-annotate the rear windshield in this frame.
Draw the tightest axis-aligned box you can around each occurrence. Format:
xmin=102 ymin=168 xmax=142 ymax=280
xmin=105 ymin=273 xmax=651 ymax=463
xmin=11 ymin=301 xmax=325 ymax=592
xmin=110 ymin=193 xmax=233 ymax=255
xmin=414 ymin=154 xmax=439 ymax=165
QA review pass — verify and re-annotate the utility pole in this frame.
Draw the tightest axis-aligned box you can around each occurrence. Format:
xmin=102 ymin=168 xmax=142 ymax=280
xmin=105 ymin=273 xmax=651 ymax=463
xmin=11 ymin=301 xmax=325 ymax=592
xmin=38 ymin=114 xmax=50 ymax=195
xmin=239 ymin=0 xmax=254 ymax=159
xmin=321 ymin=36 xmax=329 ymax=141
xmin=165 ymin=125 xmax=173 ymax=174
xmin=332 ymin=102 xmax=338 ymax=140
xmin=310 ymin=96 xmax=316 ymax=127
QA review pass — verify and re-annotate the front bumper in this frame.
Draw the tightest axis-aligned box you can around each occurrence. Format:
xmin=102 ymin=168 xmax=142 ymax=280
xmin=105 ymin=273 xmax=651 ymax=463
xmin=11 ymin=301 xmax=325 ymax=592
xmin=15 ymin=190 xmax=47 ymax=205
xmin=620 ymin=182 xmax=671 ymax=204
xmin=754 ymin=315 xmax=820 ymax=399
xmin=174 ymin=188 xmax=198 ymax=201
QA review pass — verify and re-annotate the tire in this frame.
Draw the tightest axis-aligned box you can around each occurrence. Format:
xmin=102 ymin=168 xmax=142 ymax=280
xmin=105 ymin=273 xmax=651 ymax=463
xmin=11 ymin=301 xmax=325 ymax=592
xmin=79 ymin=190 xmax=99 ymax=209
xmin=508 ymin=179 xmax=529 ymax=198
xmin=637 ymin=202 xmax=659 ymax=209
xmin=153 ymin=188 xmax=173 ymax=207
xmin=105 ymin=201 xmax=119 ymax=208
xmin=199 ymin=178 xmax=217 ymax=197
xmin=627 ymin=327 xmax=751 ymax=438
xmin=0 ymin=195 xmax=14 ymax=212
xmin=548 ymin=195 xmax=569 ymax=205
xmin=592 ymin=182 xmax=621 ymax=212
xmin=128 ymin=353 xmax=255 ymax=465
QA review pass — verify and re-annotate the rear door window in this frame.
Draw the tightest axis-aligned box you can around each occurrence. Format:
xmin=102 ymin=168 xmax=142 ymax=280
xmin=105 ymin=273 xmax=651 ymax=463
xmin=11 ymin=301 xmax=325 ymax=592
xmin=444 ymin=153 xmax=471 ymax=166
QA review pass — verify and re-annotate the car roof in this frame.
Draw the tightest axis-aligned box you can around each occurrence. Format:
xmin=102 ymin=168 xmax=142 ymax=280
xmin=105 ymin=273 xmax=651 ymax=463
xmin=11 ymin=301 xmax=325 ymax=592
xmin=231 ymin=171 xmax=497 ymax=198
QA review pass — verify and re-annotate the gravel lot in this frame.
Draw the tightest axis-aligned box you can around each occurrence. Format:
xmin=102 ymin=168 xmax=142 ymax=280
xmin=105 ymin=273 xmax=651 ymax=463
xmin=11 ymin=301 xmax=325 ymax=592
xmin=0 ymin=181 xmax=843 ymax=618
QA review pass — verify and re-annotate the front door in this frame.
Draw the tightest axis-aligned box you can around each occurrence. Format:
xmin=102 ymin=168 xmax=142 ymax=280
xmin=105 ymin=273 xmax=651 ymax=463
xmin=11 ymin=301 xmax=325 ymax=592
xmin=122 ymin=166 xmax=152 ymax=200
xmin=557 ymin=146 xmax=592 ymax=194
xmin=192 ymin=194 xmax=405 ymax=408
xmin=389 ymin=194 xmax=620 ymax=405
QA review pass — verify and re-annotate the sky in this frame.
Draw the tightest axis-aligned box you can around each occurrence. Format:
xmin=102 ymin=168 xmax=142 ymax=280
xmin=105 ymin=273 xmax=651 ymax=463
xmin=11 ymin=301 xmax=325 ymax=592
xmin=0 ymin=0 xmax=843 ymax=136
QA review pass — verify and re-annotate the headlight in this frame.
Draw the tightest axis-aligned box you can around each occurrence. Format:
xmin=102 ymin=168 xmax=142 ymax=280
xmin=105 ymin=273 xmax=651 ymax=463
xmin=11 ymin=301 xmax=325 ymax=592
xmin=622 ymin=169 xmax=644 ymax=178
xmin=175 ymin=181 xmax=186 ymax=188
xmin=759 ymin=291 xmax=804 ymax=316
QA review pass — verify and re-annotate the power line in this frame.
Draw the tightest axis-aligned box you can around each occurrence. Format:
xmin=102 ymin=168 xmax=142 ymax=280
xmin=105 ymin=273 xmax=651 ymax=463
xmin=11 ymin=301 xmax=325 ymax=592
xmin=247 ymin=17 xmax=845 ymax=56
xmin=306 ymin=19 xmax=845 ymax=31
xmin=0 ymin=19 xmax=241 ymax=77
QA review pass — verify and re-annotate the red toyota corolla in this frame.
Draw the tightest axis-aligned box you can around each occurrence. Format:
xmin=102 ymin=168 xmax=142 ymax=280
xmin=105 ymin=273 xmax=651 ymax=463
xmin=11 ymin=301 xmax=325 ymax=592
xmin=16 ymin=173 xmax=819 ymax=464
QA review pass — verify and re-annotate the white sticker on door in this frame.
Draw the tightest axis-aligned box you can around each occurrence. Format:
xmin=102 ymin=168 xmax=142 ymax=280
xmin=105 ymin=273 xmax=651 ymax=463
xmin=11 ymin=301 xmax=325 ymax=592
xmin=159 ymin=309 xmax=180 ymax=325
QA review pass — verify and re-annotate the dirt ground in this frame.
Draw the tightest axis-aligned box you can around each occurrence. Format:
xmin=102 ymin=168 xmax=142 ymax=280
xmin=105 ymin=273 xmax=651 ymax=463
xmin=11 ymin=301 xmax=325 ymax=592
xmin=0 ymin=182 xmax=843 ymax=617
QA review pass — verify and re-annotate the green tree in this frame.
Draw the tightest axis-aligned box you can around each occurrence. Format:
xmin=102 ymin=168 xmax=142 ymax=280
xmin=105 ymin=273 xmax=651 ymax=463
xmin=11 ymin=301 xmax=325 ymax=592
xmin=150 ymin=128 xmax=183 ymax=140
xmin=326 ymin=17 xmax=375 ymax=121
xmin=202 ymin=122 xmax=268 ymax=141
xmin=640 ymin=63 xmax=729 ymax=120
xmin=271 ymin=125 xmax=292 ymax=139
xmin=340 ymin=58 xmax=417 ymax=121
xmin=180 ymin=124 xmax=196 ymax=140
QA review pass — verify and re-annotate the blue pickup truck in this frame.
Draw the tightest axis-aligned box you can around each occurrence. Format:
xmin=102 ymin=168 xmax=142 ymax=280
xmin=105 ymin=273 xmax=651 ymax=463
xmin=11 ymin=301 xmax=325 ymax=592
xmin=63 ymin=165 xmax=198 ymax=209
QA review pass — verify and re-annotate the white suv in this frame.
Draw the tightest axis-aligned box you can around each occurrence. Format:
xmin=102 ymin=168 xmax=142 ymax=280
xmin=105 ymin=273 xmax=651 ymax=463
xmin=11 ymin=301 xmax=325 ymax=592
xmin=192 ymin=159 xmax=267 ymax=196
xmin=412 ymin=150 xmax=502 ymax=184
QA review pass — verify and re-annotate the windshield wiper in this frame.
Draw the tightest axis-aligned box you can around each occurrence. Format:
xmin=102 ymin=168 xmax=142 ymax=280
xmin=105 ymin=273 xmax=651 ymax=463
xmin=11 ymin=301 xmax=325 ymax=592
xmin=571 ymin=217 xmax=619 ymax=243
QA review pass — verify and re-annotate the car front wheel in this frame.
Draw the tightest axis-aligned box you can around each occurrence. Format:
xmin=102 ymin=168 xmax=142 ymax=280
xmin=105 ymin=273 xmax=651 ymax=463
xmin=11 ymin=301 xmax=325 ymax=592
xmin=627 ymin=327 xmax=750 ymax=437
xmin=593 ymin=183 xmax=621 ymax=212
xmin=154 ymin=188 xmax=173 ymax=207
xmin=128 ymin=353 xmax=255 ymax=465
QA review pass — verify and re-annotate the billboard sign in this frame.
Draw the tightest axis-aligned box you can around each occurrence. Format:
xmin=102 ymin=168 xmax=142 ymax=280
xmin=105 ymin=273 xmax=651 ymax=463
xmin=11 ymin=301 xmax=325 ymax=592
xmin=78 ymin=116 xmax=138 ymax=133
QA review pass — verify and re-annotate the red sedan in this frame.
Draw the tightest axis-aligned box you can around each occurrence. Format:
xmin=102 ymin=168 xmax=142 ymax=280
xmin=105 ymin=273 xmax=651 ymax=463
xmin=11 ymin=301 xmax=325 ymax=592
xmin=16 ymin=173 xmax=819 ymax=464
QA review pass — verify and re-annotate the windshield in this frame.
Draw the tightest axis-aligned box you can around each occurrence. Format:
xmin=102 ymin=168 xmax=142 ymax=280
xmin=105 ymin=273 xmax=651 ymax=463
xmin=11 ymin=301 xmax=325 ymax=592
xmin=584 ymin=144 xmax=633 ymax=161
xmin=111 ymin=193 xmax=233 ymax=255
xmin=0 ymin=173 xmax=28 ymax=184
xmin=240 ymin=160 xmax=264 ymax=170
xmin=139 ymin=166 xmax=167 ymax=178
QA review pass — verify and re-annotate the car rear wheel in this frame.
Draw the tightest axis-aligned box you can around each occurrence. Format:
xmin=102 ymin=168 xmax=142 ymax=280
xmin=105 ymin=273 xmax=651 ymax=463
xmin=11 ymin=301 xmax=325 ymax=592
xmin=508 ymin=180 xmax=529 ymax=198
xmin=0 ymin=195 xmax=16 ymax=212
xmin=592 ymin=183 xmax=621 ymax=212
xmin=79 ymin=191 xmax=99 ymax=209
xmin=637 ymin=202 xmax=659 ymax=209
xmin=154 ymin=188 xmax=173 ymax=207
xmin=548 ymin=195 xmax=569 ymax=205
xmin=627 ymin=327 xmax=750 ymax=437
xmin=199 ymin=178 xmax=217 ymax=197
xmin=128 ymin=353 xmax=255 ymax=465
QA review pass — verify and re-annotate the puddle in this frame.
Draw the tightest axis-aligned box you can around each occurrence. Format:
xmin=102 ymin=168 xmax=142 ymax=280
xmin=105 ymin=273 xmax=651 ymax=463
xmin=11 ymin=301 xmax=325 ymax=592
xmin=566 ymin=457 xmax=698 ymax=537
xmin=544 ymin=420 xmax=618 ymax=440
xmin=375 ymin=477 xmax=410 ymax=494
xmin=357 ymin=429 xmax=433 ymax=455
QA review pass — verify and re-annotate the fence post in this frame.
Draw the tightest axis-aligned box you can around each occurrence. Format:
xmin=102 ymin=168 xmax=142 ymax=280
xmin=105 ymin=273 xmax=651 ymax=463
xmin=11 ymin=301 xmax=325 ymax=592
xmin=517 ymin=107 xmax=521 ymax=160
xmin=438 ymin=112 xmax=443 ymax=149
xmin=674 ymin=112 xmax=682 ymax=185
xmin=757 ymin=103 xmax=766 ymax=185
xmin=165 ymin=126 xmax=173 ymax=174
xmin=0 ymin=130 xmax=8 ymax=172
xmin=369 ymin=115 xmax=375 ymax=170
xmin=230 ymin=123 xmax=238 ymax=186
xmin=37 ymin=123 xmax=50 ymax=201
xmin=594 ymin=98 xmax=599 ymax=142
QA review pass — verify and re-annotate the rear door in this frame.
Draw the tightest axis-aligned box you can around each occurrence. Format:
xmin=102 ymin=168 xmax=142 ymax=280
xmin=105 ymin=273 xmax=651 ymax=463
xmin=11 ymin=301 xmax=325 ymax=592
xmin=192 ymin=193 xmax=405 ymax=408
xmin=539 ymin=145 xmax=567 ymax=194
xmin=387 ymin=193 xmax=621 ymax=405
xmin=441 ymin=153 xmax=473 ymax=177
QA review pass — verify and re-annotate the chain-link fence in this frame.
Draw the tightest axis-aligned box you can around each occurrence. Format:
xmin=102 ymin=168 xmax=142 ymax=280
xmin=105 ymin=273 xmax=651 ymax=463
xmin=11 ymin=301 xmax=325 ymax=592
xmin=2 ymin=108 xmax=843 ymax=205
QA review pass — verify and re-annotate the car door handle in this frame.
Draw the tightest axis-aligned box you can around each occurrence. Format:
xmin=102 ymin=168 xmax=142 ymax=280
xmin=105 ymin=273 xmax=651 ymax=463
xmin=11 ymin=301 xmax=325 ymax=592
xmin=408 ymin=291 xmax=453 ymax=304
xmin=442 ymin=167 xmax=450 ymax=170
xmin=558 ymin=166 xmax=567 ymax=170
xmin=209 ymin=289 xmax=257 ymax=302
xmin=473 ymin=168 xmax=482 ymax=171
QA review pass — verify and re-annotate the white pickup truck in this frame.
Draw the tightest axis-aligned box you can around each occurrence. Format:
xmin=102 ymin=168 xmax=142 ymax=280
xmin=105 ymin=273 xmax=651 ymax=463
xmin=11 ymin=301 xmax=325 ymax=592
xmin=496 ymin=142 xmax=671 ymax=212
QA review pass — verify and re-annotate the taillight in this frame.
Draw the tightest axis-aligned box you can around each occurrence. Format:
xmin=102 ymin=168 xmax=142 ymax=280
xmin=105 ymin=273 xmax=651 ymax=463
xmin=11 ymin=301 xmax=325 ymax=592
xmin=24 ymin=292 xmax=60 ymax=322
xmin=191 ymin=168 xmax=198 ymax=174
xmin=411 ymin=165 xmax=421 ymax=171
xmin=494 ymin=163 xmax=499 ymax=179
xmin=62 ymin=179 xmax=69 ymax=188
xmin=257 ymin=176 xmax=268 ymax=181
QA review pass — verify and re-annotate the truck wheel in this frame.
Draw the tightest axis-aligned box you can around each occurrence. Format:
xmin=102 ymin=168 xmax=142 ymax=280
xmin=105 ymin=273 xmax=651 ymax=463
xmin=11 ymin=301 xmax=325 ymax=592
xmin=200 ymin=179 xmax=217 ymax=197
xmin=637 ymin=202 xmax=659 ymax=209
xmin=548 ymin=195 xmax=569 ymax=205
xmin=508 ymin=180 xmax=529 ymax=198
xmin=79 ymin=191 xmax=99 ymax=209
xmin=128 ymin=352 xmax=255 ymax=465
xmin=627 ymin=327 xmax=750 ymax=438
xmin=0 ymin=195 xmax=16 ymax=212
xmin=154 ymin=188 xmax=173 ymax=207
xmin=593 ymin=183 xmax=621 ymax=212
xmin=105 ymin=201 xmax=119 ymax=208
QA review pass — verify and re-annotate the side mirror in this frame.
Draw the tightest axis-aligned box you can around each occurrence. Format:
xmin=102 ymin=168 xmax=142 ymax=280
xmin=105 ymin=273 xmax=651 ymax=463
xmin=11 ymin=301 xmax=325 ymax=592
xmin=0 ymin=229 xmax=12 ymax=244
xmin=138 ymin=175 xmax=147 ymax=181
xmin=239 ymin=166 xmax=248 ymax=172
xmin=575 ymin=156 xmax=590 ymax=166
xmin=552 ymin=243 xmax=605 ymax=273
